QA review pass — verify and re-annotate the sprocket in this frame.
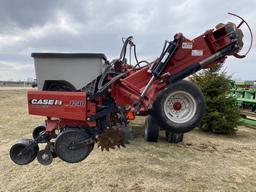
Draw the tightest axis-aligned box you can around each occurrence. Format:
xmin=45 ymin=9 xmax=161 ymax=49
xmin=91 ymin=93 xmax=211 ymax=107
xmin=97 ymin=128 xmax=125 ymax=151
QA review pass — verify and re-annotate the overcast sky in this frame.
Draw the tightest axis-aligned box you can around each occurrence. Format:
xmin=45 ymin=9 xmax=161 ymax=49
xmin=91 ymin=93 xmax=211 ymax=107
xmin=0 ymin=0 xmax=255 ymax=81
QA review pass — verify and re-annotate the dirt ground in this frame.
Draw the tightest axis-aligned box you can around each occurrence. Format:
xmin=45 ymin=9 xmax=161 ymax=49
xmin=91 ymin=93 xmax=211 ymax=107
xmin=0 ymin=89 xmax=256 ymax=192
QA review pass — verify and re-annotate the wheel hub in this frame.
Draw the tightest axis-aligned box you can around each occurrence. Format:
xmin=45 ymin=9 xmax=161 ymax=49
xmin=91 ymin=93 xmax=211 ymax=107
xmin=42 ymin=153 xmax=49 ymax=160
xmin=173 ymin=102 xmax=182 ymax=111
xmin=164 ymin=91 xmax=197 ymax=124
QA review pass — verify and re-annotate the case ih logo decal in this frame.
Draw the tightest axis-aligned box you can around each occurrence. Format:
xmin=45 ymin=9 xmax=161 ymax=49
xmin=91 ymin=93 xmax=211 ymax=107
xmin=30 ymin=99 xmax=63 ymax=105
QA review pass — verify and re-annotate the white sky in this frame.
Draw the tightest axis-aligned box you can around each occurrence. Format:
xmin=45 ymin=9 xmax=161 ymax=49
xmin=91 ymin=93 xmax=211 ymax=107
xmin=0 ymin=0 xmax=255 ymax=81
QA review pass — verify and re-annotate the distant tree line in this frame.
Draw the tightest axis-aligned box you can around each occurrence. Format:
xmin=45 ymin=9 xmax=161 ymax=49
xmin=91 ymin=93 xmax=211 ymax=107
xmin=0 ymin=81 xmax=34 ymax=87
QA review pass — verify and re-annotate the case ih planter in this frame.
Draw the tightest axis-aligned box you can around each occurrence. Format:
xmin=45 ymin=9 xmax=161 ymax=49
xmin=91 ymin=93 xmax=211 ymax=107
xmin=10 ymin=13 xmax=252 ymax=165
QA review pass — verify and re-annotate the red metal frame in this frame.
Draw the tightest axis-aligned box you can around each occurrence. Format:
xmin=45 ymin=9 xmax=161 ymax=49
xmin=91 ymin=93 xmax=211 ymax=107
xmin=28 ymin=21 xmax=246 ymax=123
xmin=44 ymin=118 xmax=96 ymax=132
xmin=111 ymin=23 xmax=241 ymax=111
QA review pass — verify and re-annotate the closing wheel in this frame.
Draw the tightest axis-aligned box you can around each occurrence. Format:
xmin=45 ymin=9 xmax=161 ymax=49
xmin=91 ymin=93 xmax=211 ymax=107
xmin=152 ymin=80 xmax=205 ymax=133
xmin=37 ymin=150 xmax=53 ymax=166
xmin=10 ymin=139 xmax=39 ymax=165
xmin=144 ymin=115 xmax=159 ymax=142
xmin=55 ymin=128 xmax=94 ymax=163
xmin=32 ymin=125 xmax=46 ymax=142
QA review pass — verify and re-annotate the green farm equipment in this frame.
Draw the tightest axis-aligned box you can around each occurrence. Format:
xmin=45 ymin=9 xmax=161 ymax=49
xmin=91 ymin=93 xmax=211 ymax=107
xmin=232 ymin=81 xmax=256 ymax=127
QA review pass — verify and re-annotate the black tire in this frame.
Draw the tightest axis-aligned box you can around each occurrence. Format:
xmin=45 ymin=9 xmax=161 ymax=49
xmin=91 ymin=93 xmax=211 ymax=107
xmin=144 ymin=115 xmax=159 ymax=142
xmin=44 ymin=82 xmax=76 ymax=91
xmin=32 ymin=125 xmax=46 ymax=141
xmin=151 ymin=80 xmax=205 ymax=133
xmin=37 ymin=150 xmax=53 ymax=166
xmin=55 ymin=128 xmax=94 ymax=163
xmin=10 ymin=139 xmax=39 ymax=165
xmin=165 ymin=131 xmax=184 ymax=143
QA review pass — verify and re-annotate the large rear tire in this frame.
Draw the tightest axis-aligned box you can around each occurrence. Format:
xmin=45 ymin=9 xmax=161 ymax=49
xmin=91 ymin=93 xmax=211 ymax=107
xmin=151 ymin=80 xmax=205 ymax=133
xmin=43 ymin=81 xmax=76 ymax=91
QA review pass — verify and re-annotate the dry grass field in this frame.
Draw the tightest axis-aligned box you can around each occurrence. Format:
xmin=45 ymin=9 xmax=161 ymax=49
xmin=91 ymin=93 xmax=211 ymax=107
xmin=1 ymin=89 xmax=256 ymax=192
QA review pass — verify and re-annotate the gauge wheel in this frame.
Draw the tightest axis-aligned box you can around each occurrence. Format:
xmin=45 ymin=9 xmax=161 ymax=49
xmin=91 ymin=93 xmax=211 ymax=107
xmin=55 ymin=128 xmax=94 ymax=163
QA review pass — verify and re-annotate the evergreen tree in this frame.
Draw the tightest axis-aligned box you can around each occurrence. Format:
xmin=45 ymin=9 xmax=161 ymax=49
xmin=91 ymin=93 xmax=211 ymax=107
xmin=190 ymin=63 xmax=240 ymax=134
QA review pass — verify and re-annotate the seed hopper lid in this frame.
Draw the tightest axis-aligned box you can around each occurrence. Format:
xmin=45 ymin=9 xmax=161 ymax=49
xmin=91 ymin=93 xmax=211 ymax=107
xmin=31 ymin=52 xmax=107 ymax=61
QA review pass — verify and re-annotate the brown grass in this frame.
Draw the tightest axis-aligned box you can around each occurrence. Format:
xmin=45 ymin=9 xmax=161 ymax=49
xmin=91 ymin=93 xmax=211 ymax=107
xmin=1 ymin=89 xmax=256 ymax=192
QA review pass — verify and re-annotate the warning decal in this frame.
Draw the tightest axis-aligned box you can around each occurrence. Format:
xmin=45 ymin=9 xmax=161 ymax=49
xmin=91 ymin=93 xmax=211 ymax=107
xmin=182 ymin=42 xmax=193 ymax=49
xmin=192 ymin=50 xmax=203 ymax=56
